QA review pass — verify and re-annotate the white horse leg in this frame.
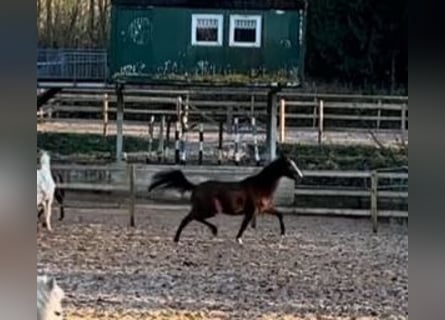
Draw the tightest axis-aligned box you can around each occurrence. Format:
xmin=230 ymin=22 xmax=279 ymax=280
xmin=45 ymin=197 xmax=53 ymax=232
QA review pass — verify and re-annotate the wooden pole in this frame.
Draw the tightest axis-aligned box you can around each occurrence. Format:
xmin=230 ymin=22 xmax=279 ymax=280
xmin=371 ymin=171 xmax=378 ymax=233
xmin=115 ymin=84 xmax=124 ymax=163
xmin=252 ymin=116 xmax=260 ymax=166
xmin=174 ymin=121 xmax=180 ymax=164
xmin=279 ymin=98 xmax=286 ymax=143
xmin=376 ymin=99 xmax=382 ymax=130
xmin=129 ymin=164 xmax=136 ymax=227
xmin=102 ymin=93 xmax=109 ymax=136
xmin=218 ymin=121 xmax=223 ymax=165
xmin=401 ymin=103 xmax=407 ymax=135
xmin=147 ymin=115 xmax=155 ymax=163
xmin=176 ymin=96 xmax=182 ymax=121
xmin=158 ymin=115 xmax=165 ymax=162
xmin=318 ymin=99 xmax=324 ymax=145
xmin=312 ymin=98 xmax=317 ymax=128
xmin=234 ymin=117 xmax=240 ymax=165
xmin=250 ymin=95 xmax=255 ymax=116
xmin=198 ymin=123 xmax=204 ymax=165
xmin=266 ymin=89 xmax=278 ymax=162
xmin=227 ymin=106 xmax=233 ymax=134
xmin=165 ymin=119 xmax=171 ymax=162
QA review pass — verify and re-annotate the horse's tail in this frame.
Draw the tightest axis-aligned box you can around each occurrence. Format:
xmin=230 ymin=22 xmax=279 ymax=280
xmin=148 ymin=170 xmax=196 ymax=193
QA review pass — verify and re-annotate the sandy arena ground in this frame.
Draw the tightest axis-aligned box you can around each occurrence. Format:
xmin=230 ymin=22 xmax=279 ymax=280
xmin=37 ymin=202 xmax=408 ymax=320
xmin=37 ymin=119 xmax=408 ymax=148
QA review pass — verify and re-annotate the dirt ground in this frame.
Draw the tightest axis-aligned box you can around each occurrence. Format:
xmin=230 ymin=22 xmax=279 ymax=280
xmin=37 ymin=202 xmax=408 ymax=320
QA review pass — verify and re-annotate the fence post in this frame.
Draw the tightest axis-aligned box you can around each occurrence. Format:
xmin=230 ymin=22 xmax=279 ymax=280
xmin=158 ymin=115 xmax=165 ymax=162
xmin=252 ymin=117 xmax=260 ymax=166
xmin=227 ymin=106 xmax=233 ymax=134
xmin=147 ymin=115 xmax=155 ymax=163
xmin=115 ymin=84 xmax=124 ymax=163
xmin=183 ymin=94 xmax=189 ymax=132
xmin=180 ymin=126 xmax=187 ymax=165
xmin=198 ymin=123 xmax=204 ymax=165
xmin=312 ymin=97 xmax=318 ymax=128
xmin=376 ymin=99 xmax=382 ymax=130
xmin=165 ymin=119 xmax=171 ymax=162
xmin=318 ymin=99 xmax=324 ymax=145
xmin=401 ymin=103 xmax=407 ymax=135
xmin=102 ymin=93 xmax=109 ymax=136
xmin=218 ymin=121 xmax=223 ymax=165
xmin=176 ymin=96 xmax=182 ymax=121
xmin=234 ymin=117 xmax=240 ymax=165
xmin=250 ymin=95 xmax=255 ymax=116
xmin=175 ymin=121 xmax=180 ymax=164
xmin=371 ymin=171 xmax=378 ymax=233
xmin=129 ymin=164 xmax=136 ymax=227
xmin=279 ymin=98 xmax=286 ymax=143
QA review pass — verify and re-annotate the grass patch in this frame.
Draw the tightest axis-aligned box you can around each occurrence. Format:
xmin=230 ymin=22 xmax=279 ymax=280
xmin=38 ymin=132 xmax=407 ymax=171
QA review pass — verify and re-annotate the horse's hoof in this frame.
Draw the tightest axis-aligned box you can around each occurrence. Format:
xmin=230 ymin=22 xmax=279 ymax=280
xmin=212 ymin=229 xmax=218 ymax=236
xmin=236 ymin=238 xmax=243 ymax=245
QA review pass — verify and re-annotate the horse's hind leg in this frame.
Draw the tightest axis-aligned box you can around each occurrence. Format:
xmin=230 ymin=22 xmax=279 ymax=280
xmin=236 ymin=203 xmax=255 ymax=244
xmin=55 ymin=189 xmax=65 ymax=221
xmin=45 ymin=198 xmax=53 ymax=232
xmin=174 ymin=212 xmax=194 ymax=243
xmin=250 ymin=214 xmax=257 ymax=229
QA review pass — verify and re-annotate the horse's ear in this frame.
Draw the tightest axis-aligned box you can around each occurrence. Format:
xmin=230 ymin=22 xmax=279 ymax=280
xmin=47 ymin=277 xmax=56 ymax=290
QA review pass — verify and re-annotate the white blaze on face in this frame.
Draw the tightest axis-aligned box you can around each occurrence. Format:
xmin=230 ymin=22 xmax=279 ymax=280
xmin=289 ymin=159 xmax=304 ymax=178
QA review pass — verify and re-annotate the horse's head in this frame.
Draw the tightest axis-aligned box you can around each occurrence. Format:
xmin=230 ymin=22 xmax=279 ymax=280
xmin=37 ymin=275 xmax=65 ymax=320
xmin=275 ymin=156 xmax=304 ymax=181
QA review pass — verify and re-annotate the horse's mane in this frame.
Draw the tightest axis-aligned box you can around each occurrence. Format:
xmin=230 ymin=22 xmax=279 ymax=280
xmin=242 ymin=157 xmax=286 ymax=190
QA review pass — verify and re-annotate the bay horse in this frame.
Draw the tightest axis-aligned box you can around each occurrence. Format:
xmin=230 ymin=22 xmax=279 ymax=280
xmin=148 ymin=156 xmax=304 ymax=243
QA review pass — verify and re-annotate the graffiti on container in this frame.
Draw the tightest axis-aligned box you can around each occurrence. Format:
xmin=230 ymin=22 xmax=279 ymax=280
xmin=194 ymin=60 xmax=217 ymax=76
xmin=119 ymin=62 xmax=147 ymax=75
xmin=155 ymin=60 xmax=180 ymax=75
xmin=127 ymin=17 xmax=152 ymax=45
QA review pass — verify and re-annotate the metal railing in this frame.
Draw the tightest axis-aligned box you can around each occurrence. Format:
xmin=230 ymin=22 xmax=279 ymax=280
xmin=37 ymin=48 xmax=108 ymax=81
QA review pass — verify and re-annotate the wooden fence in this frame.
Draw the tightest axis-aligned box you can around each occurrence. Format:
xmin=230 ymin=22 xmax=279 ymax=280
xmin=52 ymin=163 xmax=408 ymax=233
xmin=39 ymin=88 xmax=408 ymax=144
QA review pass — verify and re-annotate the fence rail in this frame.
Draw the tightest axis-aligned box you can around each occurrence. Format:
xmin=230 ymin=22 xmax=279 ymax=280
xmin=39 ymin=88 xmax=408 ymax=143
xmin=51 ymin=163 xmax=408 ymax=232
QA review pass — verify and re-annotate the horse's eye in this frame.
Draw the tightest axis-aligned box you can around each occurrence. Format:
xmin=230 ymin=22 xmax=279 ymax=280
xmin=54 ymin=311 xmax=62 ymax=316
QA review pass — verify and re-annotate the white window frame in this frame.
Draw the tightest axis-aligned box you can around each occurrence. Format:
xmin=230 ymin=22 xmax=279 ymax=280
xmin=191 ymin=14 xmax=223 ymax=46
xmin=229 ymin=15 xmax=262 ymax=48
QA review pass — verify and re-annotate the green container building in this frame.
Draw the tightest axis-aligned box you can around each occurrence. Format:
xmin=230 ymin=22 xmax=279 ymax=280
xmin=109 ymin=0 xmax=306 ymax=86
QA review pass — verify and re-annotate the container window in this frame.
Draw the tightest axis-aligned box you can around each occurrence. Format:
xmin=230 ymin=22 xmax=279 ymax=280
xmin=229 ymin=15 xmax=262 ymax=48
xmin=191 ymin=14 xmax=223 ymax=46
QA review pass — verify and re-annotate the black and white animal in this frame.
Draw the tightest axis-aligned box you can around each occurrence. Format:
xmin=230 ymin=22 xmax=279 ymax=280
xmin=37 ymin=150 xmax=56 ymax=232
xmin=37 ymin=172 xmax=65 ymax=222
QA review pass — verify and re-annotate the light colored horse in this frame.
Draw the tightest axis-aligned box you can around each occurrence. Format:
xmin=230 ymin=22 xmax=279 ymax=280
xmin=37 ymin=275 xmax=65 ymax=320
xmin=37 ymin=150 xmax=56 ymax=232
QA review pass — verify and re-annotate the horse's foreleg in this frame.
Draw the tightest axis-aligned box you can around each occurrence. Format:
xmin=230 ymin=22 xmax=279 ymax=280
xmin=45 ymin=198 xmax=53 ymax=232
xmin=174 ymin=212 xmax=194 ymax=243
xmin=266 ymin=208 xmax=285 ymax=236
